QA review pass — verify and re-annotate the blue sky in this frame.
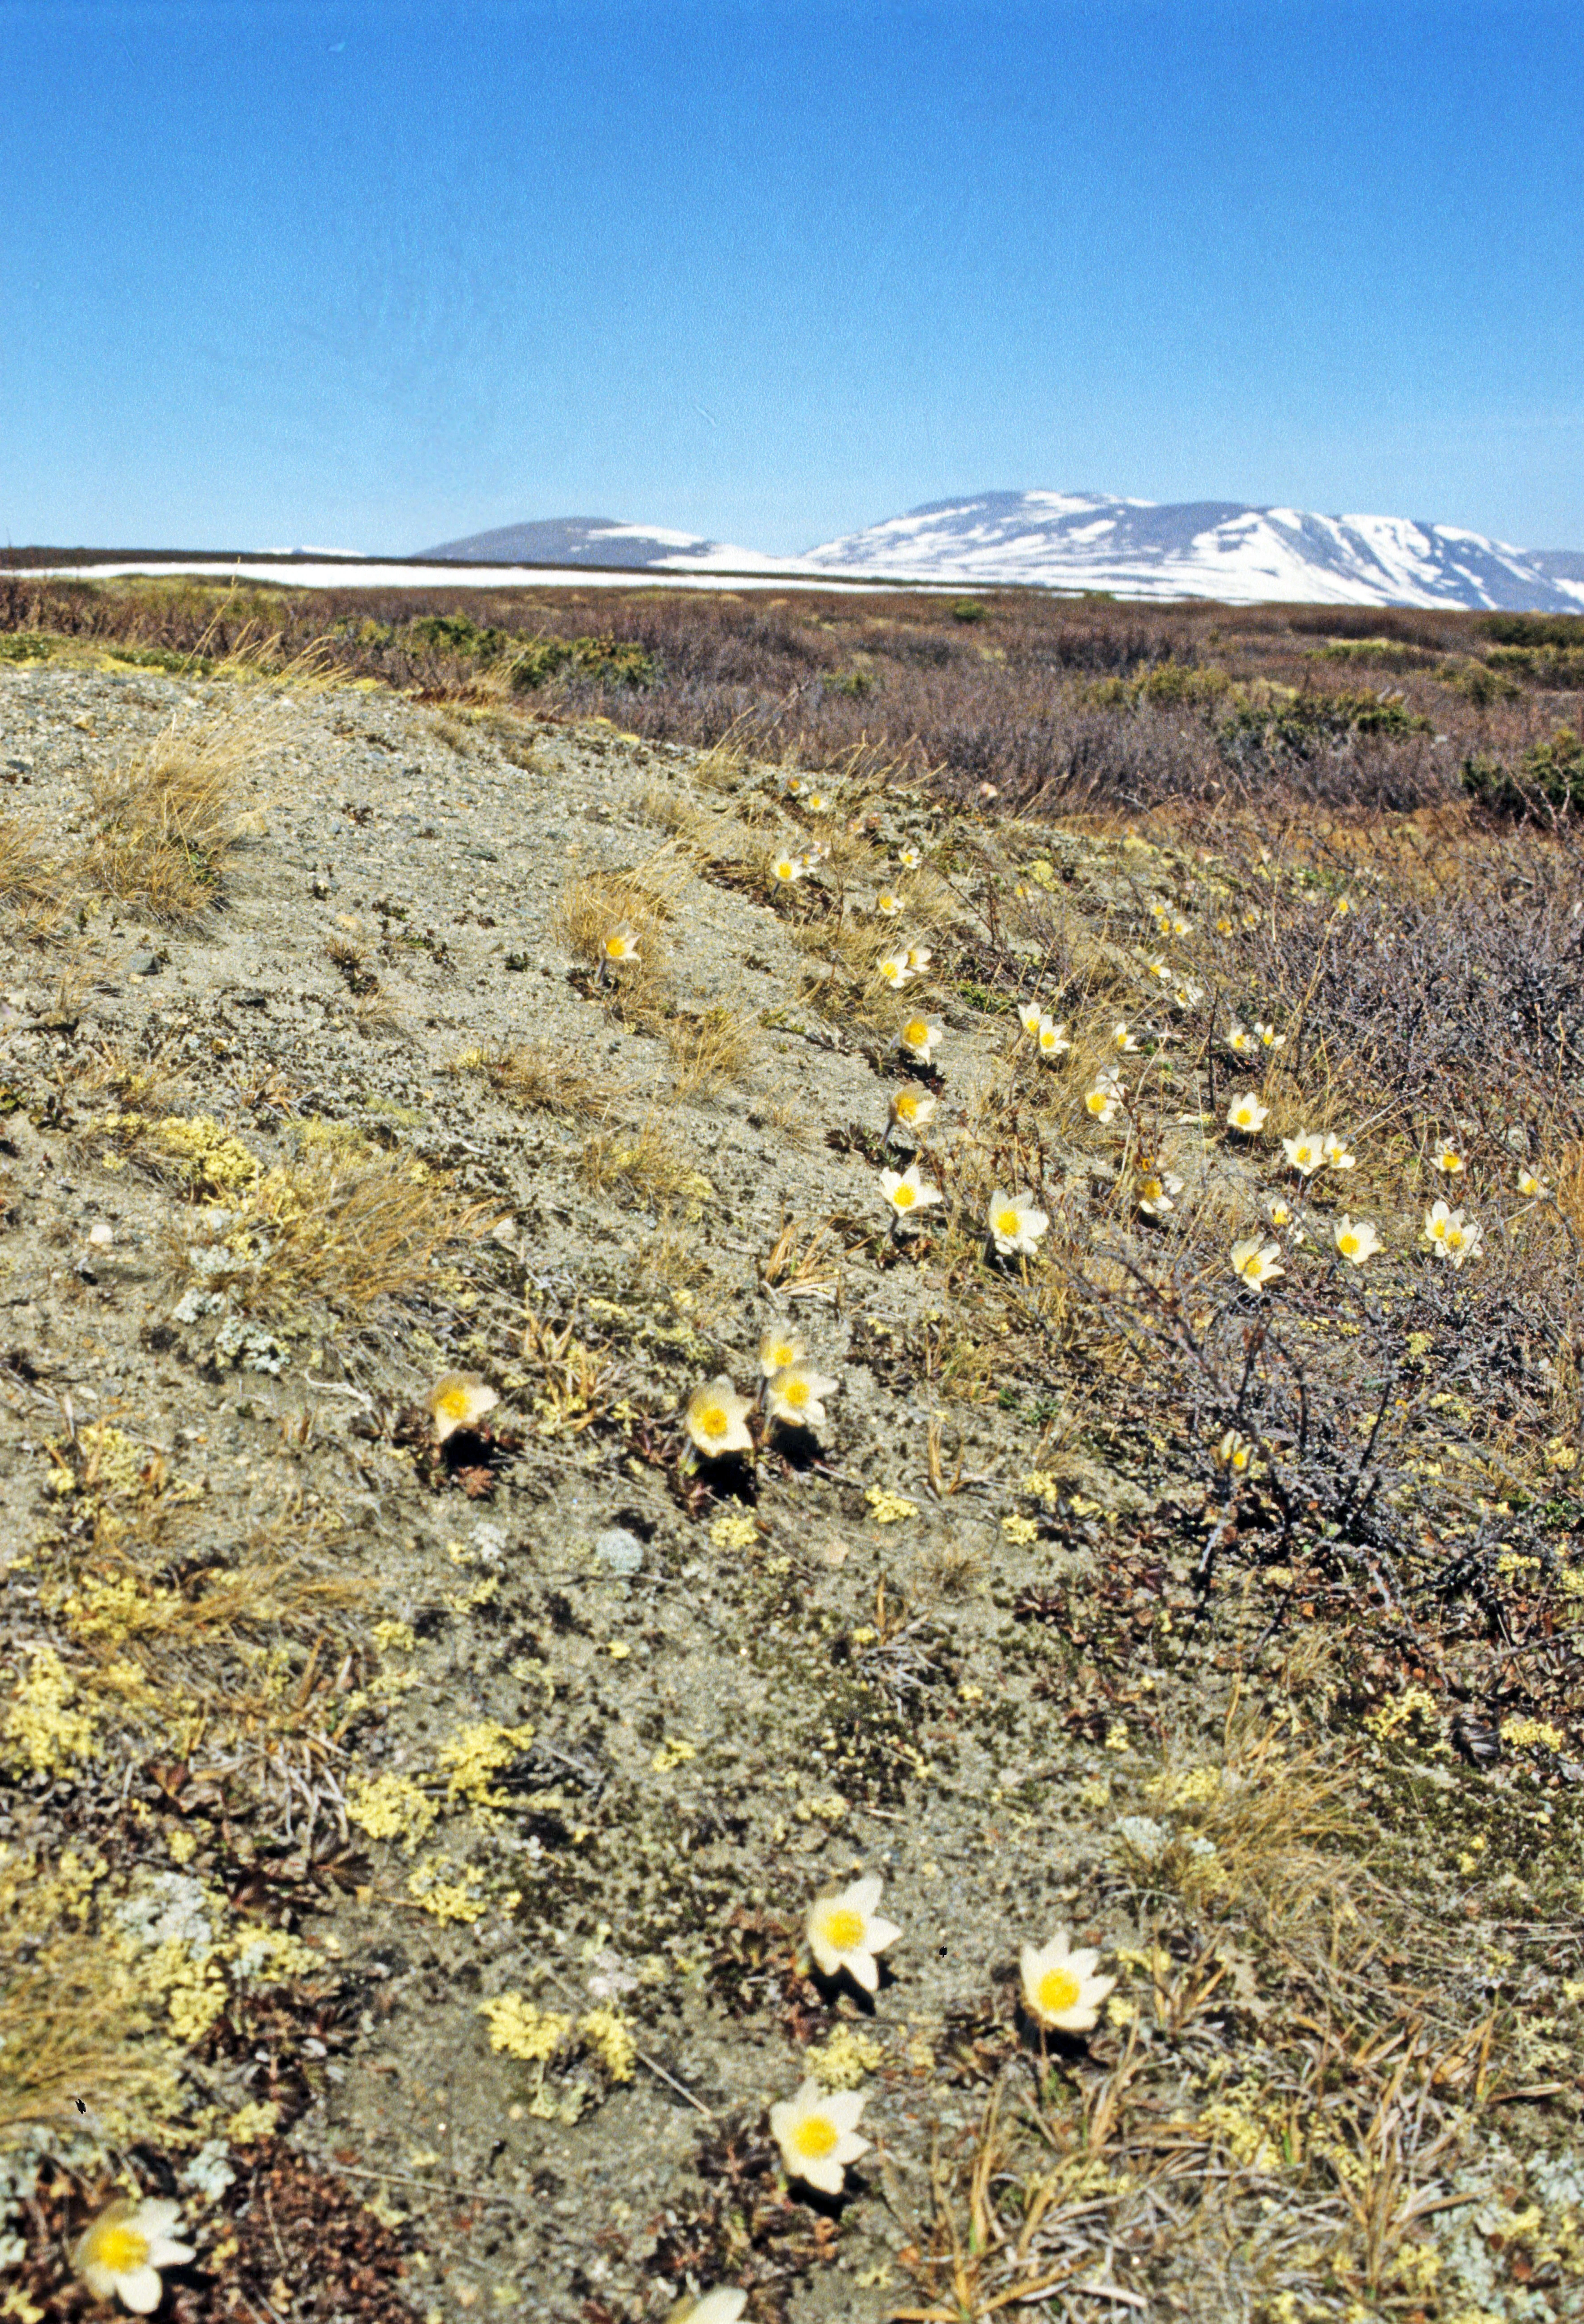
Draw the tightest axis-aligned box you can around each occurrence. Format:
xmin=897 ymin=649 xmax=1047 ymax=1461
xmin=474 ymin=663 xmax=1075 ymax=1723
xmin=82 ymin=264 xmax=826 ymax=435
xmin=3 ymin=0 xmax=1581 ymax=555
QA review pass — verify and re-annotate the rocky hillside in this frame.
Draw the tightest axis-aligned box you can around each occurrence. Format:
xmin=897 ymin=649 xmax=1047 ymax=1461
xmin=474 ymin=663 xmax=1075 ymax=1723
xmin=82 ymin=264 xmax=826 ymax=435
xmin=1 ymin=638 xmax=1581 ymax=2324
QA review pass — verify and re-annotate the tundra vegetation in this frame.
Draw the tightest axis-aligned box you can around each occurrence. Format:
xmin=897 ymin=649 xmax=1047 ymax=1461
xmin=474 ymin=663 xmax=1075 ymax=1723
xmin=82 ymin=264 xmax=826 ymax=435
xmin=0 ymin=573 xmax=1581 ymax=2324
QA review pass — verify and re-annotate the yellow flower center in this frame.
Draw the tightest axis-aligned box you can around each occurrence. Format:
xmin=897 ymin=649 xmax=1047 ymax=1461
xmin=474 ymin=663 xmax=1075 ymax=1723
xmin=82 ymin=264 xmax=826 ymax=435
xmin=821 ymin=1905 xmax=866 ymax=1949
xmin=604 ymin=934 xmax=626 ymax=958
xmin=783 ymin=1378 xmax=809 ymax=1409
xmin=893 ymin=1184 xmax=916 ymax=1208
xmin=904 ymin=1021 xmax=927 ymax=1046
xmin=1340 ymin=1233 xmax=1358 ymax=1256
xmin=700 ymin=1405 xmax=728 ymax=1438
xmin=95 ymin=2226 xmax=152 ymax=2273
xmin=437 ymin=1386 xmax=470 ymax=1421
xmin=1447 ymin=1228 xmax=1464 ymax=1250
xmin=769 ymin=1343 xmax=795 ymax=1369
xmin=895 ymin=1092 xmax=918 ymax=1120
xmin=1141 ymin=1181 xmax=1161 ymax=1203
xmin=996 ymin=1209 xmax=1020 ymax=1236
xmin=1037 ymin=1966 xmax=1081 ymax=2018
xmin=794 ymin=2113 xmax=839 ymax=2158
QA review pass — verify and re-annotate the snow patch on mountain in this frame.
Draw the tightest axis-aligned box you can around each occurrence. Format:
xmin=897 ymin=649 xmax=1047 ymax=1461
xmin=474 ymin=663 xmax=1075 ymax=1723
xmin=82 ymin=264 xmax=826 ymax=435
xmin=798 ymin=491 xmax=1584 ymax=611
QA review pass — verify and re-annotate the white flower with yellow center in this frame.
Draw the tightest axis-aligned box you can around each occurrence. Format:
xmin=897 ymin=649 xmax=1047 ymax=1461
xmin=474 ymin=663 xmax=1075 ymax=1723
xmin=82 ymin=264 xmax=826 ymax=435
xmin=1037 ymin=1015 xmax=1072 ymax=1061
xmin=877 ymin=950 xmax=914 ymax=989
xmin=427 ymin=1371 xmax=500 ymax=1444
xmin=768 ymin=853 xmax=804 ymax=888
xmin=1282 ymin=1132 xmax=1326 ymax=1177
xmin=73 ymin=2199 xmax=194 ymax=2315
xmin=1226 ymin=1022 xmax=1253 ymax=1055
xmin=1231 ymin=1237 xmax=1285 ymax=1289
xmin=1322 ymin=1131 xmax=1356 ymax=1171
xmin=905 ymin=941 xmax=932 ymax=971
xmin=897 ymin=1015 xmax=942 ymax=1064
xmin=1017 ymin=999 xmax=1044 ymax=1037
xmin=1171 ymin=980 xmax=1203 ymax=1011
xmin=880 ymin=1162 xmax=941 ymax=1223
xmin=1143 ymin=954 xmax=1171 ymax=983
xmin=1517 ymin=1169 xmax=1548 ymax=1199
xmin=1255 ymin=1020 xmax=1285 ymax=1050
xmin=684 ymin=1375 xmax=755 ymax=1458
xmin=601 ymin=922 xmax=641 ymax=966
xmin=1226 ymin=1093 xmax=1268 ymax=1135
xmin=1137 ymin=1170 xmax=1184 ymax=1219
xmin=1216 ymin=1429 xmax=1253 ymax=1472
xmin=766 ymin=1362 xmax=839 ymax=1433
xmin=1019 ymin=1929 xmax=1116 ymax=2034
xmin=769 ymin=2078 xmax=870 ymax=2194
xmin=805 ymin=1874 xmax=900 ymax=1991
xmin=806 ymin=791 xmax=832 ymax=814
xmin=875 ymin=890 xmax=902 ymax=917
xmin=783 ymin=773 xmax=806 ymax=797
xmin=1084 ymin=1071 xmax=1124 ymax=1124
xmin=1424 ymin=1203 xmax=1481 ymax=1267
xmin=888 ymin=1087 xmax=938 ymax=1138
xmin=1334 ymin=1216 xmax=1381 ymax=1265
xmin=898 ymin=845 xmax=922 ymax=870
xmin=1266 ymin=1198 xmax=1292 ymax=1227
xmin=1112 ymin=1022 xmax=1139 ymax=1053
xmin=1431 ymin=1143 xmax=1466 ymax=1176
xmin=987 ymin=1188 xmax=1049 ymax=1258
xmin=758 ymin=1324 xmax=807 ymax=1379
xmin=1171 ymin=915 xmax=1191 ymax=937
xmin=1216 ymin=915 xmax=1235 ymax=937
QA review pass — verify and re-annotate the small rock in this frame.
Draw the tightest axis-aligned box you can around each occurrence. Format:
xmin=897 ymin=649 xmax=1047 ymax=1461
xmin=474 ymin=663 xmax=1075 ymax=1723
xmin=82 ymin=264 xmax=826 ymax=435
xmin=129 ymin=950 xmax=161 ymax=976
xmin=593 ymin=1526 xmax=645 ymax=1576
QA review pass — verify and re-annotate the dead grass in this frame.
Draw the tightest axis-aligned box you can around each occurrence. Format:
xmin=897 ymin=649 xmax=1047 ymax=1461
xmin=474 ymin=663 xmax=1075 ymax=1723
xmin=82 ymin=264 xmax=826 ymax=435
xmin=579 ymin=1115 xmax=714 ymax=1214
xmin=452 ymin=1038 xmax=628 ymax=1119
xmin=554 ymin=843 xmax=690 ymax=978
xmin=0 ymin=810 xmax=73 ymax=928
xmin=663 ymin=1004 xmax=755 ymax=1098
xmin=173 ymin=1143 xmax=493 ymax=1320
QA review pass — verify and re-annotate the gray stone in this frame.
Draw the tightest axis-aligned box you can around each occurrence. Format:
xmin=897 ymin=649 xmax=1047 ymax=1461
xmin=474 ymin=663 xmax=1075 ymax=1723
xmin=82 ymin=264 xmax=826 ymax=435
xmin=593 ymin=1526 xmax=645 ymax=1576
xmin=129 ymin=950 xmax=161 ymax=976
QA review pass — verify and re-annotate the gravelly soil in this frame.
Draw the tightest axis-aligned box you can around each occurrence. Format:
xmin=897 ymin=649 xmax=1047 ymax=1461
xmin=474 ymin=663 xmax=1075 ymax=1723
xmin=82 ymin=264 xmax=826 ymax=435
xmin=3 ymin=658 xmax=1581 ymax=2324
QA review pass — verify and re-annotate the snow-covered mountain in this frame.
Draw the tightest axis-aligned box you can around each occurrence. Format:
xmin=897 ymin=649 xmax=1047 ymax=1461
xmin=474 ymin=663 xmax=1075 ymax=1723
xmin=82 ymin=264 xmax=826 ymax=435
xmin=798 ymin=491 xmax=1584 ymax=611
xmin=419 ymin=495 xmax=1584 ymax=610
xmin=419 ymin=515 xmax=801 ymax=572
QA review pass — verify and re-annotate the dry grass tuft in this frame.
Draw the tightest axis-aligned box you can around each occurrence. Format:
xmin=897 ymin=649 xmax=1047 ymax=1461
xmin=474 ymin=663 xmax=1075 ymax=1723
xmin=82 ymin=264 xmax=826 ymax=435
xmin=0 ymin=810 xmax=74 ymax=928
xmin=554 ymin=843 xmax=690 ymax=977
xmin=85 ymin=714 xmax=256 ymax=923
xmin=579 ymin=1116 xmax=714 ymax=1214
xmin=663 ymin=1003 xmax=755 ymax=1097
xmin=453 ymin=1038 xmax=628 ymax=1119
xmin=174 ymin=1143 xmax=493 ymax=1320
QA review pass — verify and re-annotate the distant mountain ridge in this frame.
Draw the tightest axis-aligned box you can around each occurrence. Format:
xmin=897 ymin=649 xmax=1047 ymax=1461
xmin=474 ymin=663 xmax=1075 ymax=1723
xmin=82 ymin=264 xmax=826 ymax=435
xmin=419 ymin=493 xmax=1584 ymax=612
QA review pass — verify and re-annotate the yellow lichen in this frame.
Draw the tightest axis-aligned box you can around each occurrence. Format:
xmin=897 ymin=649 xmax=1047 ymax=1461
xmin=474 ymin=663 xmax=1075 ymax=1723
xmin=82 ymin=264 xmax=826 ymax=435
xmin=225 ymin=2099 xmax=280 ymax=2144
xmin=803 ymin=2024 xmax=882 ymax=2090
xmin=1500 ymin=1715 xmax=1564 ymax=1752
xmin=438 ymin=1720 xmax=535 ymax=1811
xmin=344 ymin=1772 xmax=439 ymax=1854
xmin=477 ymin=1994 xmax=571 ymax=2062
xmin=578 ymin=2009 xmax=637 ymax=2083
xmin=2 ymin=1647 xmax=99 ymax=1777
xmin=708 ymin=1513 xmax=758 ymax=1549
xmin=1363 ymin=1683 xmax=1439 ymax=1742
xmin=650 ymin=1738 xmax=697 ymax=1773
xmin=864 ymin=1486 xmax=917 ymax=1525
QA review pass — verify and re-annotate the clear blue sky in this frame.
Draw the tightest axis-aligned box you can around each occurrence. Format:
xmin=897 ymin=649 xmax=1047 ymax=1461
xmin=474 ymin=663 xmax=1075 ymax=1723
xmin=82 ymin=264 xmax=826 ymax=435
xmin=3 ymin=0 xmax=1581 ymax=555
